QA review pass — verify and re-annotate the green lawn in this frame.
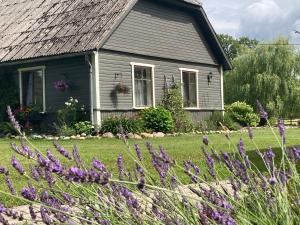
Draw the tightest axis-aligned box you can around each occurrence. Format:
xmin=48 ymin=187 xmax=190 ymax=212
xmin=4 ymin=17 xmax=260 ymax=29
xmin=1 ymin=127 xmax=300 ymax=207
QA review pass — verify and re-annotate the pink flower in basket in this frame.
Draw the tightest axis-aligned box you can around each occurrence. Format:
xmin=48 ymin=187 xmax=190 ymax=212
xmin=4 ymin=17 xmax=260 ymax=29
xmin=54 ymin=80 xmax=69 ymax=91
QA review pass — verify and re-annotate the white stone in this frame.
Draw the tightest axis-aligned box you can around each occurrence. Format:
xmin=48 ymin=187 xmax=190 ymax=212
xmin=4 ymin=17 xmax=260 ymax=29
xmin=70 ymin=135 xmax=76 ymax=139
xmin=140 ymin=132 xmax=154 ymax=138
xmin=81 ymin=133 xmax=87 ymax=137
xmin=153 ymin=132 xmax=165 ymax=138
xmin=127 ymin=133 xmax=142 ymax=139
xmin=102 ymin=132 xmax=114 ymax=138
xmin=63 ymin=137 xmax=70 ymax=140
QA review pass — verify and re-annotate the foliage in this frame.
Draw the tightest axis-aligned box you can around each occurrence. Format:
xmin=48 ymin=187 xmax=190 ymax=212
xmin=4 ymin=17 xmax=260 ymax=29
xmin=197 ymin=112 xmax=240 ymax=131
xmin=218 ymin=34 xmax=258 ymax=60
xmin=56 ymin=97 xmax=88 ymax=126
xmin=0 ymin=74 xmax=19 ymax=122
xmin=100 ymin=117 xmax=142 ymax=135
xmin=1 ymin=106 xmax=300 ymax=224
xmin=55 ymin=124 xmax=77 ymax=136
xmin=140 ymin=107 xmax=174 ymax=133
xmin=73 ymin=121 xmax=94 ymax=135
xmin=161 ymin=84 xmax=193 ymax=132
xmin=0 ymin=122 xmax=16 ymax=135
xmin=224 ymin=37 xmax=300 ymax=118
xmin=226 ymin=101 xmax=260 ymax=127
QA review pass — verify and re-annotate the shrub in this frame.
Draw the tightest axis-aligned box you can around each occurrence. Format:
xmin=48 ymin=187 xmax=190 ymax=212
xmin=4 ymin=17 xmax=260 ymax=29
xmin=226 ymin=101 xmax=260 ymax=126
xmin=73 ymin=121 xmax=94 ymax=135
xmin=0 ymin=122 xmax=16 ymax=135
xmin=197 ymin=112 xmax=240 ymax=131
xmin=140 ymin=107 xmax=174 ymax=133
xmin=100 ymin=116 xmax=142 ymax=135
xmin=55 ymin=124 xmax=76 ymax=136
xmin=161 ymin=84 xmax=193 ymax=132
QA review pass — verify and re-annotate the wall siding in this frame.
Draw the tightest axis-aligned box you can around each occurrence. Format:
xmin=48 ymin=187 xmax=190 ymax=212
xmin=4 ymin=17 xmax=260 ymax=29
xmin=103 ymin=0 xmax=217 ymax=65
xmin=0 ymin=56 xmax=90 ymax=112
xmin=98 ymin=50 xmax=222 ymax=113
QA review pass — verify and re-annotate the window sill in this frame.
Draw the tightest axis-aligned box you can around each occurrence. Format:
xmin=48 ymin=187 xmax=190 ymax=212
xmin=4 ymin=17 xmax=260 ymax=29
xmin=133 ymin=106 xmax=153 ymax=110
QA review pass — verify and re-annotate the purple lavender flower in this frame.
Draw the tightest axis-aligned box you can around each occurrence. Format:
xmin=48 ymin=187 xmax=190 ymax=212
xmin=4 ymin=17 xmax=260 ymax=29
xmin=11 ymin=156 xmax=25 ymax=175
xmin=29 ymin=165 xmax=40 ymax=181
xmin=247 ymin=127 xmax=253 ymax=140
xmin=134 ymin=144 xmax=143 ymax=161
xmin=29 ymin=204 xmax=36 ymax=220
xmin=269 ymin=177 xmax=277 ymax=185
xmin=61 ymin=192 xmax=75 ymax=205
xmin=21 ymin=141 xmax=34 ymax=158
xmin=256 ymin=100 xmax=268 ymax=119
xmin=117 ymin=154 xmax=124 ymax=179
xmin=45 ymin=168 xmax=56 ymax=187
xmin=7 ymin=106 xmax=21 ymax=132
xmin=40 ymin=206 xmax=53 ymax=225
xmin=0 ymin=166 xmax=7 ymax=174
xmin=278 ymin=119 xmax=286 ymax=144
xmin=0 ymin=204 xmax=6 ymax=213
xmin=203 ymin=136 xmax=209 ymax=145
xmin=5 ymin=175 xmax=16 ymax=195
xmin=66 ymin=167 xmax=86 ymax=182
xmin=92 ymin=158 xmax=106 ymax=172
xmin=53 ymin=142 xmax=72 ymax=160
xmin=203 ymin=149 xmax=215 ymax=178
xmin=21 ymin=185 xmax=36 ymax=201
xmin=73 ymin=145 xmax=82 ymax=166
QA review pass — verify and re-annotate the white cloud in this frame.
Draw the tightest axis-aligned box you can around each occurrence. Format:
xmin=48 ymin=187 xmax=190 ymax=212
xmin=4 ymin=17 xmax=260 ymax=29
xmin=201 ymin=0 xmax=300 ymax=43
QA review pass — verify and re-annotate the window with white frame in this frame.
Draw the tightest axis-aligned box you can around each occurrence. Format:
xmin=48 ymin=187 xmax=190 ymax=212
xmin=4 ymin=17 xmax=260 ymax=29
xmin=19 ymin=67 xmax=45 ymax=111
xmin=180 ymin=69 xmax=198 ymax=108
xmin=131 ymin=63 xmax=155 ymax=108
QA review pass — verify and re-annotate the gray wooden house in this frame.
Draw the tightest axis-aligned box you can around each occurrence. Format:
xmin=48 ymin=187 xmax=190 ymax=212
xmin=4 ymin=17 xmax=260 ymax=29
xmin=0 ymin=0 xmax=231 ymax=126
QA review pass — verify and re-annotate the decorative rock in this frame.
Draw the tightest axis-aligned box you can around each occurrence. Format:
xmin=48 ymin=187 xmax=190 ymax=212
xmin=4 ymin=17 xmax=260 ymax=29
xmin=153 ymin=132 xmax=165 ymax=138
xmin=86 ymin=135 xmax=93 ymax=139
xmin=79 ymin=137 xmax=85 ymax=140
xmin=46 ymin=136 xmax=54 ymax=140
xmin=102 ymin=132 xmax=114 ymax=138
xmin=63 ymin=137 xmax=70 ymax=140
xmin=54 ymin=137 xmax=59 ymax=141
xmin=76 ymin=134 xmax=81 ymax=138
xmin=70 ymin=135 xmax=76 ymax=139
xmin=127 ymin=133 xmax=142 ymax=139
xmin=140 ymin=133 xmax=154 ymax=138
xmin=81 ymin=133 xmax=87 ymax=137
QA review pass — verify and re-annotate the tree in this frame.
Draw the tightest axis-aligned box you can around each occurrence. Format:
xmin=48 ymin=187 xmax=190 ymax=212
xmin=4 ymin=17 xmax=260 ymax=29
xmin=218 ymin=34 xmax=258 ymax=60
xmin=224 ymin=37 xmax=300 ymax=118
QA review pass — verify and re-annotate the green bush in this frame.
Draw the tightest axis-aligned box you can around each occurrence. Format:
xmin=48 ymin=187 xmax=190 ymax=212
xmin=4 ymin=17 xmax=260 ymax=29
xmin=55 ymin=124 xmax=76 ymax=136
xmin=196 ymin=112 xmax=240 ymax=131
xmin=226 ymin=101 xmax=260 ymax=127
xmin=140 ymin=107 xmax=174 ymax=133
xmin=74 ymin=121 xmax=94 ymax=135
xmin=100 ymin=117 xmax=142 ymax=135
xmin=161 ymin=84 xmax=193 ymax=132
xmin=0 ymin=122 xmax=16 ymax=135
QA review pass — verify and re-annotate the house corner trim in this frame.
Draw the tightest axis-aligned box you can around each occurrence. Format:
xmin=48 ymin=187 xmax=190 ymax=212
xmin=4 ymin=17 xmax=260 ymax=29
xmin=92 ymin=51 xmax=101 ymax=127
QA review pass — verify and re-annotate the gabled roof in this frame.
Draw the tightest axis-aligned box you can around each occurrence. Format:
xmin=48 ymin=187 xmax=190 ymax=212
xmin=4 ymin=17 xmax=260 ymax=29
xmin=0 ymin=0 xmax=231 ymax=69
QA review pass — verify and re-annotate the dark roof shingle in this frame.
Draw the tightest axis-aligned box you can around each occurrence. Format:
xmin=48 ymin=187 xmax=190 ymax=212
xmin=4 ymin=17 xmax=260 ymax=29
xmin=0 ymin=0 xmax=222 ymax=66
xmin=0 ymin=0 xmax=134 ymax=62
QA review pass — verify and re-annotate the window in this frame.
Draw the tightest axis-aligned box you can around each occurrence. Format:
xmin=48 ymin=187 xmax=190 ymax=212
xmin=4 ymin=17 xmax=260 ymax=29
xmin=180 ymin=68 xmax=199 ymax=108
xmin=131 ymin=63 xmax=155 ymax=108
xmin=19 ymin=67 xmax=45 ymax=111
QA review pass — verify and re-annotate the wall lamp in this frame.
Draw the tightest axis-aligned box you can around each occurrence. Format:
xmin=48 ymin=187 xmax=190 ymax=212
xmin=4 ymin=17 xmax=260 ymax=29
xmin=207 ymin=72 xmax=213 ymax=85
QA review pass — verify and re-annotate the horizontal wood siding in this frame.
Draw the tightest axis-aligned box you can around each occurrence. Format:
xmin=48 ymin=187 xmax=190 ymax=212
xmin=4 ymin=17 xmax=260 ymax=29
xmin=103 ymin=0 xmax=217 ymax=65
xmin=98 ymin=49 xmax=222 ymax=112
xmin=0 ymin=56 xmax=90 ymax=112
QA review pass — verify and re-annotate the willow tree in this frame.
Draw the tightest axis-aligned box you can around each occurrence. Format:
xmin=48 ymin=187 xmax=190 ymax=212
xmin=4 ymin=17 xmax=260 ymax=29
xmin=224 ymin=38 xmax=300 ymax=118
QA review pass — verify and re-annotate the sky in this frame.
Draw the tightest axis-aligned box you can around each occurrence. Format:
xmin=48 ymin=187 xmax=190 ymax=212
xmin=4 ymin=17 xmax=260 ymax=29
xmin=201 ymin=0 xmax=300 ymax=44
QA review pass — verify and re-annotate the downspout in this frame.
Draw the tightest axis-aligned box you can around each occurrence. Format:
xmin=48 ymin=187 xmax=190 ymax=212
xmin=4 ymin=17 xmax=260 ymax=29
xmin=220 ymin=65 xmax=224 ymax=116
xmin=85 ymin=54 xmax=94 ymax=124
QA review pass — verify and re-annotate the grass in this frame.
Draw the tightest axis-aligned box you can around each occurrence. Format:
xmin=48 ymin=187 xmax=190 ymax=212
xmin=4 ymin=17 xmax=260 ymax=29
xmin=1 ymin=127 xmax=300 ymax=207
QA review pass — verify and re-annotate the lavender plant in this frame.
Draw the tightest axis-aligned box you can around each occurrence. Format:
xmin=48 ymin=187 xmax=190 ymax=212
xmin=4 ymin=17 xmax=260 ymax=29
xmin=0 ymin=105 xmax=300 ymax=224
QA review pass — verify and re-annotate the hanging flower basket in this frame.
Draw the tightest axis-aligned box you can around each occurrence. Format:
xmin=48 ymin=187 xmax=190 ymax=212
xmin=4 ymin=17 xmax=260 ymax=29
xmin=115 ymin=83 xmax=130 ymax=94
xmin=54 ymin=80 xmax=69 ymax=92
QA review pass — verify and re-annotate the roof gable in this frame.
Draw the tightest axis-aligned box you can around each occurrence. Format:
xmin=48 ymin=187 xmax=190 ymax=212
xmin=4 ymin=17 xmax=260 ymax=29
xmin=0 ymin=0 xmax=230 ymax=69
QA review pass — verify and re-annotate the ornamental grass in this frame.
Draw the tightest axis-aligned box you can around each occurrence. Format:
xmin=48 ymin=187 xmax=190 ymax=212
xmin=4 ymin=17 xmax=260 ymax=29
xmin=0 ymin=105 xmax=299 ymax=224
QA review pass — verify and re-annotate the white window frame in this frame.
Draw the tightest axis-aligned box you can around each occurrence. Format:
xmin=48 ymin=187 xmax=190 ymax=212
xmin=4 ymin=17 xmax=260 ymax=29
xmin=179 ymin=68 xmax=199 ymax=109
xmin=130 ymin=62 xmax=155 ymax=109
xmin=18 ymin=66 xmax=46 ymax=112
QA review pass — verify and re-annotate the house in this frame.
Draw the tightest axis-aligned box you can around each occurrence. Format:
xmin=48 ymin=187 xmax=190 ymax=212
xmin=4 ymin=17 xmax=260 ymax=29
xmin=0 ymin=0 xmax=231 ymax=127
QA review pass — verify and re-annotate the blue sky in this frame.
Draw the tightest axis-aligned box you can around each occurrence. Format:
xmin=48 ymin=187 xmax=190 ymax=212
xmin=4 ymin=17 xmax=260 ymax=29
xmin=201 ymin=0 xmax=300 ymax=44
